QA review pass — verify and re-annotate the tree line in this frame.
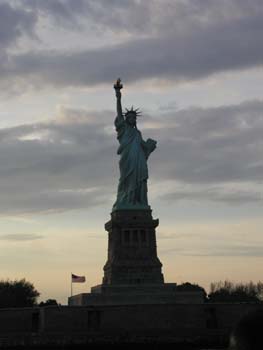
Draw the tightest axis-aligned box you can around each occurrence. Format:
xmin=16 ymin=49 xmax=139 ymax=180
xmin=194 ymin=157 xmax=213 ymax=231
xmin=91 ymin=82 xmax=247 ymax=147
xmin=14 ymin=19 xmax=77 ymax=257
xmin=175 ymin=281 xmax=263 ymax=303
xmin=0 ymin=278 xmax=262 ymax=307
xmin=0 ymin=279 xmax=58 ymax=308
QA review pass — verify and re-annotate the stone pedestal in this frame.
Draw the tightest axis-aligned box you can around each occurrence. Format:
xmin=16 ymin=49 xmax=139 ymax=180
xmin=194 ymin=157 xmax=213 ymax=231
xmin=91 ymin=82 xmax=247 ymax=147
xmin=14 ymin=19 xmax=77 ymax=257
xmin=102 ymin=209 xmax=164 ymax=285
xmin=68 ymin=209 xmax=204 ymax=306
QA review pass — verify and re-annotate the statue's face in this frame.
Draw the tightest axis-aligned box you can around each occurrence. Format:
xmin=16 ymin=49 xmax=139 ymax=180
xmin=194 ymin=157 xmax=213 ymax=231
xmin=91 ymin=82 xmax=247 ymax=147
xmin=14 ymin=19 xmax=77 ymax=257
xmin=126 ymin=113 xmax=137 ymax=126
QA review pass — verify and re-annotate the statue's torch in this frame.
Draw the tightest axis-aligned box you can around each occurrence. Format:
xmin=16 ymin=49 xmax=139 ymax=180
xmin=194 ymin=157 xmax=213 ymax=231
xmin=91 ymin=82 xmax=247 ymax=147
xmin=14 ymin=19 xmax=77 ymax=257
xmin=114 ymin=78 xmax=123 ymax=91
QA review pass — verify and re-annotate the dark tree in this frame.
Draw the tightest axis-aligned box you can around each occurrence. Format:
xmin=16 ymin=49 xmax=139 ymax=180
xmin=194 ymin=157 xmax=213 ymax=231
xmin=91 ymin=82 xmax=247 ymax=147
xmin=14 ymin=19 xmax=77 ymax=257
xmin=39 ymin=299 xmax=58 ymax=307
xmin=208 ymin=280 xmax=263 ymax=303
xmin=0 ymin=279 xmax=40 ymax=308
xmin=177 ymin=282 xmax=207 ymax=301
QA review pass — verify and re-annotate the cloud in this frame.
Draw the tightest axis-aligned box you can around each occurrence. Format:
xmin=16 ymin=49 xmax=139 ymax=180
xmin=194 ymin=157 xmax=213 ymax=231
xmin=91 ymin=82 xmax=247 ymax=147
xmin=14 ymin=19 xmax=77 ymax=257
xmin=158 ymin=221 xmax=263 ymax=257
xmin=0 ymin=99 xmax=262 ymax=215
xmin=21 ymin=0 xmax=90 ymax=30
xmin=11 ymin=0 xmax=150 ymax=34
xmin=20 ymin=0 xmax=263 ymax=37
xmin=0 ymin=2 xmax=36 ymax=50
xmin=0 ymin=109 xmax=117 ymax=215
xmin=0 ymin=233 xmax=43 ymax=241
xmin=150 ymin=100 xmax=263 ymax=185
xmin=160 ymin=183 xmax=263 ymax=205
xmin=3 ymin=16 xmax=263 ymax=89
xmin=1 ymin=1 xmax=263 ymax=92
xmin=160 ymin=244 xmax=263 ymax=258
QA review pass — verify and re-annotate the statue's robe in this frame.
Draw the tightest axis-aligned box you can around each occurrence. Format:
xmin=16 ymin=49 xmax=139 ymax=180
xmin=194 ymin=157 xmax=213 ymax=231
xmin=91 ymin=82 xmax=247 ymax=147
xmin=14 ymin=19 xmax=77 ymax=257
xmin=113 ymin=117 xmax=150 ymax=209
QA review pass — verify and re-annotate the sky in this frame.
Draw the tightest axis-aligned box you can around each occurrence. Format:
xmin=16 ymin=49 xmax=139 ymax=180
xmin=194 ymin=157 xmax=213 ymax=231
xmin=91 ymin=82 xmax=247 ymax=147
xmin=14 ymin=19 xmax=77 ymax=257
xmin=0 ymin=0 xmax=263 ymax=304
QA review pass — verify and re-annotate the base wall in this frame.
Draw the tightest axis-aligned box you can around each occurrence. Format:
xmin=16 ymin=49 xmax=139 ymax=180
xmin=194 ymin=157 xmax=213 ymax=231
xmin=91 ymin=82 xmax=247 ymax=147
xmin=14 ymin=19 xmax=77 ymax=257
xmin=0 ymin=304 xmax=262 ymax=346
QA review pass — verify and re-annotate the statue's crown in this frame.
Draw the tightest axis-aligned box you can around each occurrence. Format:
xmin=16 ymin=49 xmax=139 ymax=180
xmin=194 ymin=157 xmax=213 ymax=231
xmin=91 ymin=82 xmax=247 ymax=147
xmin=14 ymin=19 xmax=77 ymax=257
xmin=124 ymin=106 xmax=142 ymax=118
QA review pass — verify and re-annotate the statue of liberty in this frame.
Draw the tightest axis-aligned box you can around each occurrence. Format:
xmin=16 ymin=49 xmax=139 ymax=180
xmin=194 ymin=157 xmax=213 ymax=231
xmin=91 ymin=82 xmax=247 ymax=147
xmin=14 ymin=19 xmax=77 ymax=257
xmin=113 ymin=79 xmax=157 ymax=211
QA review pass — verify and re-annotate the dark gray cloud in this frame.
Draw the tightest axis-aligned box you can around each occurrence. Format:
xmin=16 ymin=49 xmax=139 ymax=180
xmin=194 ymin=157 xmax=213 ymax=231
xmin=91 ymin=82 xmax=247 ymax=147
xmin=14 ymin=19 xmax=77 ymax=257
xmin=1 ymin=1 xmax=263 ymax=91
xmin=0 ymin=233 xmax=43 ymax=241
xmin=11 ymin=0 xmax=150 ymax=33
xmin=0 ymin=99 xmax=262 ymax=214
xmin=3 ymin=15 xmax=263 ymax=88
xmin=21 ymin=0 xmax=90 ymax=30
xmin=0 ymin=2 xmax=36 ymax=49
xmin=150 ymin=100 xmax=263 ymax=184
xmin=19 ymin=0 xmax=263 ymax=36
xmin=0 ymin=110 xmax=117 ymax=214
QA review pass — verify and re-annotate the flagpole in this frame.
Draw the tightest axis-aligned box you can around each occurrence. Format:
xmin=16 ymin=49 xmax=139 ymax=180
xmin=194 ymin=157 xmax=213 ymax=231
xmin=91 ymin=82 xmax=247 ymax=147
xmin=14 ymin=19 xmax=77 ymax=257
xmin=71 ymin=272 xmax=73 ymax=297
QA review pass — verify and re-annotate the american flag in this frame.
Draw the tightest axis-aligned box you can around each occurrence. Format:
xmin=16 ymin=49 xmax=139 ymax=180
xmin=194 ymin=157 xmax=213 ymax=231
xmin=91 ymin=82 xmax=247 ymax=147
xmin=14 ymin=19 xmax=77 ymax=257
xmin=71 ymin=273 xmax=86 ymax=283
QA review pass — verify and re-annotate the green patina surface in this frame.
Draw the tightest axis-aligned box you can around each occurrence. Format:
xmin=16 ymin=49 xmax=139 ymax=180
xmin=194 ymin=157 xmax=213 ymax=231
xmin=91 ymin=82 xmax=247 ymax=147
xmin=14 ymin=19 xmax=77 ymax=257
xmin=113 ymin=79 xmax=156 ymax=211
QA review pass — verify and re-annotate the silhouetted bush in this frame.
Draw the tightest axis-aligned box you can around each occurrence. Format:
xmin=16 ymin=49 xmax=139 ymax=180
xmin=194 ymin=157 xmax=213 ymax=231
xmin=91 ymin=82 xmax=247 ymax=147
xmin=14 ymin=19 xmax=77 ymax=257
xmin=0 ymin=278 xmax=40 ymax=308
xmin=39 ymin=299 xmax=58 ymax=307
xmin=208 ymin=280 xmax=263 ymax=303
xmin=177 ymin=282 xmax=207 ymax=300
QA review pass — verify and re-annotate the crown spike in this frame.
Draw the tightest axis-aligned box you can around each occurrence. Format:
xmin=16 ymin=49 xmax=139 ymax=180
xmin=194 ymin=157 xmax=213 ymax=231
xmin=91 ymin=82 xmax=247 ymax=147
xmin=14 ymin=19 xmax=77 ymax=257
xmin=124 ymin=106 xmax=143 ymax=118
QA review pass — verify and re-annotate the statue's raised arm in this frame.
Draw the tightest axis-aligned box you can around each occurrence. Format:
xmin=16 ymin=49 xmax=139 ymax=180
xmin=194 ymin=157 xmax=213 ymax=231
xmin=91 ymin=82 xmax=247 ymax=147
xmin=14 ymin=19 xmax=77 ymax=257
xmin=114 ymin=78 xmax=123 ymax=121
